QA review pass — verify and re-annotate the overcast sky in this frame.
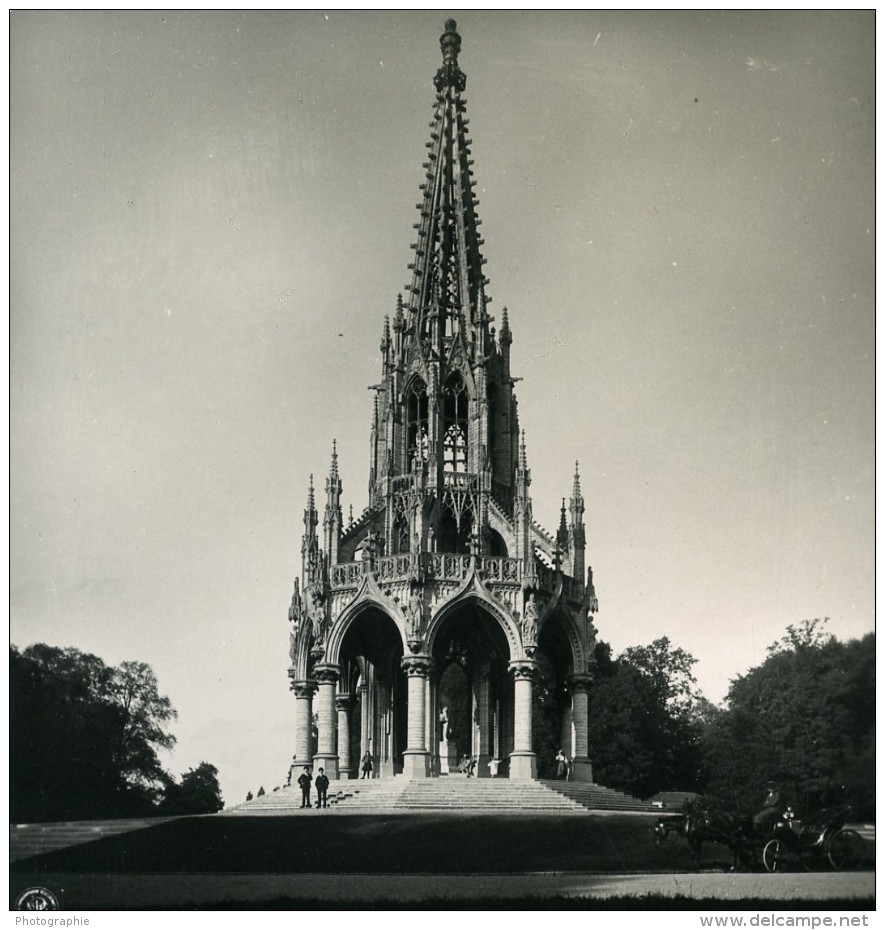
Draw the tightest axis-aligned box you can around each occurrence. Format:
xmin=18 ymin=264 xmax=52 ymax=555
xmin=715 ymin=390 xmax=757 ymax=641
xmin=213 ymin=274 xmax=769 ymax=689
xmin=10 ymin=10 xmax=874 ymax=806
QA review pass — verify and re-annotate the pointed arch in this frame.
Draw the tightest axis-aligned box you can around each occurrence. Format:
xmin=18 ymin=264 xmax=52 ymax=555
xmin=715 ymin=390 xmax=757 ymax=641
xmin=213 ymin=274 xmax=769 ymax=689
xmin=425 ymin=575 xmax=520 ymax=661
xmin=442 ymin=371 xmax=469 ymax=472
xmin=405 ymin=375 xmax=430 ymax=469
xmin=537 ymin=605 xmax=586 ymax=679
xmin=324 ymin=584 xmax=406 ymax=667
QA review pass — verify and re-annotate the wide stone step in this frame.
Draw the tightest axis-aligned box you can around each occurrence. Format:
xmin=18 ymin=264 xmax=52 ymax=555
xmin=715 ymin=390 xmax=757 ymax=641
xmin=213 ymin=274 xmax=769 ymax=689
xmin=539 ymin=780 xmax=656 ymax=812
xmin=224 ymin=777 xmax=653 ymax=815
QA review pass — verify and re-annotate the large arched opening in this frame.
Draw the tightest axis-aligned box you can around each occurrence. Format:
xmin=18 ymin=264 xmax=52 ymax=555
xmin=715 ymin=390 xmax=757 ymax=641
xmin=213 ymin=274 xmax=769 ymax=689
xmin=430 ymin=599 xmax=513 ymax=777
xmin=337 ymin=607 xmax=406 ymax=778
xmin=534 ymin=610 xmax=576 ymax=777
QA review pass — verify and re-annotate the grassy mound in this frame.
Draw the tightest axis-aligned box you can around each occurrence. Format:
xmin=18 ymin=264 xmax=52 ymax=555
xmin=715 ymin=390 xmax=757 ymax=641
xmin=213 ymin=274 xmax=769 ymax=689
xmin=12 ymin=812 xmax=708 ymax=874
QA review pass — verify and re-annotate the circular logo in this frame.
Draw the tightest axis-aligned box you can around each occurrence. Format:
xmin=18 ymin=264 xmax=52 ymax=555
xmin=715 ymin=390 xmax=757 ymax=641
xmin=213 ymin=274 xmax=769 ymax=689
xmin=15 ymin=887 xmax=60 ymax=910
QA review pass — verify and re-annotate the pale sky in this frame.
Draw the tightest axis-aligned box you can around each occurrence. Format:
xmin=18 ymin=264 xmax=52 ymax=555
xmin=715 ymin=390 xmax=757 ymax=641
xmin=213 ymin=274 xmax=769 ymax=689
xmin=10 ymin=10 xmax=874 ymax=807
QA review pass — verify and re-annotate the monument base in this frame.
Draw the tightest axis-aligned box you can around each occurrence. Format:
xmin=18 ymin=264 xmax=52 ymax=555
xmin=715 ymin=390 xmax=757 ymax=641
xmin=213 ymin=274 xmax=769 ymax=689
xmin=401 ymin=750 xmax=430 ymax=779
xmin=438 ymin=740 xmax=459 ymax=774
xmin=508 ymin=751 xmax=537 ymax=780
xmin=312 ymin=754 xmax=339 ymax=780
xmin=570 ymin=757 xmax=594 ymax=783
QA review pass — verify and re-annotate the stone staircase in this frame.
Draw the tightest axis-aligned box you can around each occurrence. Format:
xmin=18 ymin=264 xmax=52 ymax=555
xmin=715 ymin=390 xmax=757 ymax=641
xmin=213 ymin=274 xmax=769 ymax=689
xmin=539 ymin=780 xmax=657 ymax=812
xmin=225 ymin=777 xmax=653 ymax=815
xmin=10 ymin=818 xmax=172 ymax=863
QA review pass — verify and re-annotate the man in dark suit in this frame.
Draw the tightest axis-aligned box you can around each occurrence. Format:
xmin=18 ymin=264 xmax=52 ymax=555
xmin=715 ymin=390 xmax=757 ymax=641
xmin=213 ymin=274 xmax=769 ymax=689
xmin=315 ymin=767 xmax=330 ymax=809
xmin=297 ymin=766 xmax=313 ymax=808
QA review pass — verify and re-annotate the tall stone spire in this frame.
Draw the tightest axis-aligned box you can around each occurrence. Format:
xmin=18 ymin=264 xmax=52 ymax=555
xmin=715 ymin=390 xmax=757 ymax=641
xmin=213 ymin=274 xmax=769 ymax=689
xmin=324 ymin=441 xmax=343 ymax=565
xmin=515 ymin=431 xmax=535 ymax=582
xmin=569 ymin=461 xmax=586 ymax=589
xmin=302 ymin=474 xmax=321 ymax=585
xmin=403 ymin=17 xmax=491 ymax=365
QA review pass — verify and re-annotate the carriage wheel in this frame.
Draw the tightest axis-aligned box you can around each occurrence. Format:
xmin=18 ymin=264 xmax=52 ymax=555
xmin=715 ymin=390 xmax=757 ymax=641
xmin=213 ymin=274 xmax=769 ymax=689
xmin=827 ymin=829 xmax=864 ymax=871
xmin=763 ymin=838 xmax=793 ymax=872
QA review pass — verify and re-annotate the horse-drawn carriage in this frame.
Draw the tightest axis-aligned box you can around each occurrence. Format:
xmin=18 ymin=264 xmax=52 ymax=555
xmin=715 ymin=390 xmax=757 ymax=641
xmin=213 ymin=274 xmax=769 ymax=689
xmin=761 ymin=805 xmax=864 ymax=872
xmin=654 ymin=800 xmax=865 ymax=872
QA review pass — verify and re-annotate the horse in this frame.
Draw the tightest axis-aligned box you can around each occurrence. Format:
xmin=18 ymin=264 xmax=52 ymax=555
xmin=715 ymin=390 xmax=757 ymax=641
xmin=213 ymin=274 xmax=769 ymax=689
xmin=654 ymin=807 xmax=755 ymax=871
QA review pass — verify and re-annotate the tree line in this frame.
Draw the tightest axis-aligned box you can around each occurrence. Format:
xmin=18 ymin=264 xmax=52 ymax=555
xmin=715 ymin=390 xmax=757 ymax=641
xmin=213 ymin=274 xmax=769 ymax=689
xmin=10 ymin=643 xmax=223 ymax=822
xmin=585 ymin=618 xmax=874 ymax=819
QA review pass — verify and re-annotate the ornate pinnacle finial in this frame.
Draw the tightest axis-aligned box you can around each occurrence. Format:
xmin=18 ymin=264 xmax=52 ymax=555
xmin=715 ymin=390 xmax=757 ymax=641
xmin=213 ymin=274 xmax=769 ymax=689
xmin=500 ymin=306 xmax=512 ymax=346
xmin=307 ymin=473 xmax=315 ymax=508
xmin=330 ymin=440 xmax=338 ymax=478
xmin=435 ymin=19 xmax=466 ymax=92
xmin=573 ymin=461 xmax=582 ymax=497
xmin=518 ymin=430 xmax=527 ymax=470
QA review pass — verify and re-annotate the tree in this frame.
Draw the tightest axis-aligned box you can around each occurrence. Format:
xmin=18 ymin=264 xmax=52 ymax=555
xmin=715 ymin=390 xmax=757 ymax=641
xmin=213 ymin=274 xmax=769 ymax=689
xmin=587 ymin=637 xmax=711 ymax=798
xmin=161 ymin=762 xmax=224 ymax=815
xmin=702 ymin=621 xmax=875 ymax=819
xmin=106 ymin=660 xmax=177 ymax=804
xmin=621 ymin=637 xmax=705 ymax=716
xmin=11 ymin=645 xmax=126 ymax=821
xmin=9 ymin=643 xmax=208 ymax=823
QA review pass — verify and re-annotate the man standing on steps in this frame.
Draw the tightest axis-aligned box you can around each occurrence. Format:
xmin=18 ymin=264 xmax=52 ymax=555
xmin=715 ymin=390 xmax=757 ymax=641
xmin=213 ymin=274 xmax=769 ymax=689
xmin=297 ymin=766 xmax=313 ymax=808
xmin=315 ymin=767 xmax=330 ymax=809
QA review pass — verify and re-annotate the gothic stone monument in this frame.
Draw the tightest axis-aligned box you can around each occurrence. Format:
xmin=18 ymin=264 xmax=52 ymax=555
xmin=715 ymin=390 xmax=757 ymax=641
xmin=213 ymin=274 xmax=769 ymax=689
xmin=286 ymin=20 xmax=599 ymax=783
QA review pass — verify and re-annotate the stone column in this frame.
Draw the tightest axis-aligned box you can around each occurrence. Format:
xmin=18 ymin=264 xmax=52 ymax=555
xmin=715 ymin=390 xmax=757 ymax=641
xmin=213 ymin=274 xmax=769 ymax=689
xmin=401 ymin=656 xmax=432 ymax=778
xmin=313 ymin=664 xmax=340 ymax=779
xmin=475 ymin=667 xmax=491 ymax=777
xmin=290 ymin=679 xmax=317 ymax=782
xmin=336 ymin=693 xmax=356 ymax=779
xmin=560 ymin=704 xmax=574 ymax=758
xmin=358 ymin=680 xmax=371 ymax=768
xmin=509 ymin=660 xmax=537 ymax=780
xmin=568 ymin=673 xmax=593 ymax=783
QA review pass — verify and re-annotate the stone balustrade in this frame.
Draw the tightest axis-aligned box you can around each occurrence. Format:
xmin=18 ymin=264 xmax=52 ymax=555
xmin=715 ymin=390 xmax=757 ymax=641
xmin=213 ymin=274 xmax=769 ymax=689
xmin=328 ymin=552 xmax=524 ymax=592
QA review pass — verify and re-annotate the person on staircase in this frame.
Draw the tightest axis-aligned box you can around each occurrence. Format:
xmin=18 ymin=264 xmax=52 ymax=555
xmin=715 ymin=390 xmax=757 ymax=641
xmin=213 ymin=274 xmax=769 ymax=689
xmin=315 ymin=767 xmax=330 ymax=809
xmin=297 ymin=766 xmax=313 ymax=808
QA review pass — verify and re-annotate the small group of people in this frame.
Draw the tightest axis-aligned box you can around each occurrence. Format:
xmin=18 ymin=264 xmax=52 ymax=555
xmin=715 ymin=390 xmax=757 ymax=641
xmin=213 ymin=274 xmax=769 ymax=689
xmin=555 ymin=749 xmax=573 ymax=780
xmin=458 ymin=754 xmax=477 ymax=777
xmin=296 ymin=765 xmax=330 ymax=809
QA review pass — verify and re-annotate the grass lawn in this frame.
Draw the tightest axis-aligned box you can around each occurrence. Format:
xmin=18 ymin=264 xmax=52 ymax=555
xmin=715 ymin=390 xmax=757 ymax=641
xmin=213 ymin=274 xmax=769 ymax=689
xmin=11 ymin=813 xmax=715 ymax=875
xmin=10 ymin=814 xmax=874 ymax=909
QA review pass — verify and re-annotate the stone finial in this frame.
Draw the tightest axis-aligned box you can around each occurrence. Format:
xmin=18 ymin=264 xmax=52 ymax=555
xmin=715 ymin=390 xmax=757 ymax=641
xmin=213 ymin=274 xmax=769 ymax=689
xmin=434 ymin=19 xmax=466 ymax=91
xmin=440 ymin=19 xmax=461 ymax=64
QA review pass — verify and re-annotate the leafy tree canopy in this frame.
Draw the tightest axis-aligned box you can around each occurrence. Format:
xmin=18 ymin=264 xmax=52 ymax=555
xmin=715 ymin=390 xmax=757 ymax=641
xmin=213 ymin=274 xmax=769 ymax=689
xmin=588 ymin=637 xmax=710 ymax=799
xmin=11 ymin=643 xmax=222 ymax=823
xmin=161 ymin=762 xmax=224 ymax=815
xmin=702 ymin=619 xmax=874 ymax=819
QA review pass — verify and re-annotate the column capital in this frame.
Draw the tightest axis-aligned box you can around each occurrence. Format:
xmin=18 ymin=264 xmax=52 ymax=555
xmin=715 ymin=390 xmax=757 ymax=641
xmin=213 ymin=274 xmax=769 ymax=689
xmin=508 ymin=660 xmax=536 ymax=682
xmin=335 ymin=693 xmax=356 ymax=712
xmin=313 ymin=664 xmax=340 ymax=685
xmin=290 ymin=679 xmax=317 ymax=699
xmin=401 ymin=655 xmax=433 ymax=678
xmin=567 ymin=673 xmax=593 ymax=694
